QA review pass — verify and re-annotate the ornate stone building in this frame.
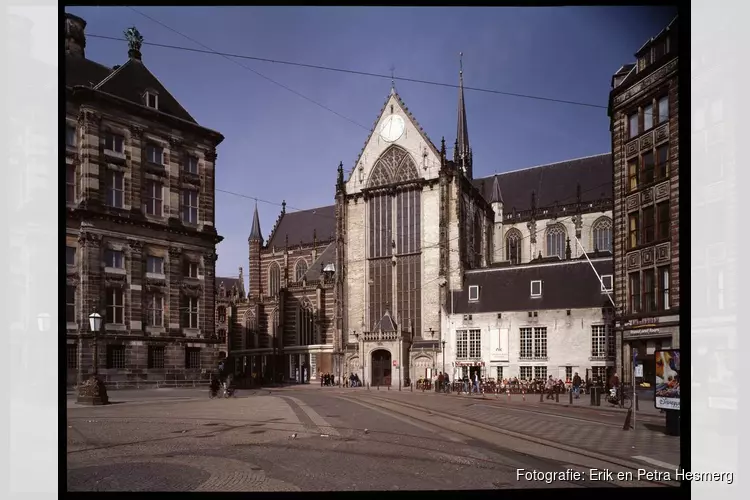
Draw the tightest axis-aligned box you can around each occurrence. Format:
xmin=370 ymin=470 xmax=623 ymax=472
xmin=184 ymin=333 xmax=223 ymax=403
xmin=222 ymin=64 xmax=614 ymax=387
xmin=609 ymin=16 xmax=680 ymax=385
xmin=65 ymin=14 xmax=224 ymax=385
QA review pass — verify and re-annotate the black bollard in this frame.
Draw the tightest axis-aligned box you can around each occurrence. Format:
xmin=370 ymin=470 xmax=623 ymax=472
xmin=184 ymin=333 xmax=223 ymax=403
xmin=569 ymin=389 xmax=573 ymax=405
xmin=623 ymin=408 xmax=633 ymax=430
xmin=555 ymin=390 xmax=559 ymax=403
xmin=539 ymin=390 xmax=544 ymax=403
xmin=367 ymin=383 xmax=370 ymax=391
xmin=410 ymin=383 xmax=413 ymax=392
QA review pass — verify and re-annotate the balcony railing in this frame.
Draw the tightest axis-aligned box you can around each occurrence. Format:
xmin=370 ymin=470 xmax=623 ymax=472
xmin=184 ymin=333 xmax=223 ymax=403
xmin=362 ymin=331 xmax=401 ymax=342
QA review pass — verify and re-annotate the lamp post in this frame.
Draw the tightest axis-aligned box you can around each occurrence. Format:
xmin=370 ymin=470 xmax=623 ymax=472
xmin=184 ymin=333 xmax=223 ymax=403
xmin=77 ymin=312 xmax=108 ymax=405
xmin=354 ymin=331 xmax=362 ymax=384
xmin=442 ymin=340 xmax=446 ymax=375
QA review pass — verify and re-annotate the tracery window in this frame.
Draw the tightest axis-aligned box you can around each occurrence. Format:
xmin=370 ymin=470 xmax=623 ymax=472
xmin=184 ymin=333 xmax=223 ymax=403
xmin=546 ymin=224 xmax=566 ymax=259
xmin=268 ymin=262 xmax=280 ymax=296
xmin=295 ymin=260 xmax=308 ymax=282
xmin=505 ymin=228 xmax=522 ymax=265
xmin=298 ymin=301 xmax=316 ymax=346
xmin=592 ymin=217 xmax=613 ymax=253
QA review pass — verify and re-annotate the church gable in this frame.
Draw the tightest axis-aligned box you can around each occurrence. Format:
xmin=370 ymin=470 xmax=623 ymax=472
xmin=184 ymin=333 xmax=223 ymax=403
xmin=347 ymin=90 xmax=442 ymax=194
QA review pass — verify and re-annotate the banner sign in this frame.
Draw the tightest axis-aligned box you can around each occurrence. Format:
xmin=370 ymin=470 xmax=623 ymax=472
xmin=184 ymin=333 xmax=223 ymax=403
xmin=654 ymin=349 xmax=680 ymax=411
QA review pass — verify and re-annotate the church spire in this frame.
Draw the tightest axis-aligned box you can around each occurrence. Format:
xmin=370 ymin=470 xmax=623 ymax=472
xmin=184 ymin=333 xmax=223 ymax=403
xmin=456 ymin=52 xmax=472 ymax=178
xmin=249 ymin=201 xmax=263 ymax=242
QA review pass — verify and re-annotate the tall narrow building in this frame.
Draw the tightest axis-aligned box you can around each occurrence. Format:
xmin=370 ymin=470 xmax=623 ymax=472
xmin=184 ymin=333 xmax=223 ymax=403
xmin=609 ymin=16 xmax=680 ymax=385
xmin=65 ymin=14 xmax=224 ymax=386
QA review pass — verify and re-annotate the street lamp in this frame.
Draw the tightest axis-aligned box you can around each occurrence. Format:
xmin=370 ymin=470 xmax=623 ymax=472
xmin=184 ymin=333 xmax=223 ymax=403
xmin=77 ymin=312 xmax=108 ymax=405
xmin=442 ymin=340 xmax=446 ymax=375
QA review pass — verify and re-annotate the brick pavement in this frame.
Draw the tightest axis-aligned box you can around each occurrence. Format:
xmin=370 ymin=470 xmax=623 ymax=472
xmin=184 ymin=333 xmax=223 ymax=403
xmin=357 ymin=391 xmax=680 ymax=470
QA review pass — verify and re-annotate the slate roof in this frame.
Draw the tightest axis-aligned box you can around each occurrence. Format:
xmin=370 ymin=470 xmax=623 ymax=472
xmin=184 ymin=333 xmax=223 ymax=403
xmin=267 ymin=205 xmax=336 ymax=249
xmin=473 ymin=153 xmax=612 ymax=212
xmin=452 ymin=257 xmax=613 ymax=314
xmin=65 ymin=55 xmax=112 ymax=88
xmin=216 ymin=276 xmax=242 ymax=294
xmin=303 ymin=242 xmax=337 ymax=282
xmin=249 ymin=203 xmax=263 ymax=241
xmin=373 ymin=310 xmax=397 ymax=332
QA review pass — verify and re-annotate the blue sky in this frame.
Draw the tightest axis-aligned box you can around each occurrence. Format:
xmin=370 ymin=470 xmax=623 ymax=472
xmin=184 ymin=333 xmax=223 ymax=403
xmin=67 ymin=6 xmax=677 ymax=278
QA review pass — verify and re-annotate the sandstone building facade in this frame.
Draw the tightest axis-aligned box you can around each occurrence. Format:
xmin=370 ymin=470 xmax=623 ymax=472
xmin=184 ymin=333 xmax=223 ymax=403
xmin=609 ymin=16 xmax=680 ymax=385
xmin=221 ymin=64 xmax=615 ymax=386
xmin=65 ymin=14 xmax=224 ymax=385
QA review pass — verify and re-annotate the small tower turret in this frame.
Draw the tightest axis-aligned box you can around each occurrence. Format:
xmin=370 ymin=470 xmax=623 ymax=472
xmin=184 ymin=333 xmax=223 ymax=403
xmin=248 ymin=202 xmax=263 ymax=300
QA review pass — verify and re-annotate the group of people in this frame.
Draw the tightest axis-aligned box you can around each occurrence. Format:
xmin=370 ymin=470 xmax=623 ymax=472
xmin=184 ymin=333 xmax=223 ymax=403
xmin=319 ymin=372 xmax=337 ymax=387
xmin=345 ymin=373 xmax=362 ymax=387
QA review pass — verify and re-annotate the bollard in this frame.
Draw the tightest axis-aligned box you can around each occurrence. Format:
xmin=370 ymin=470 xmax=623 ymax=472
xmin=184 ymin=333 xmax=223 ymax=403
xmin=522 ymin=391 xmax=526 ymax=402
xmin=622 ymin=408 xmax=633 ymax=430
xmin=555 ymin=390 xmax=559 ymax=403
xmin=410 ymin=383 xmax=413 ymax=392
xmin=539 ymin=390 xmax=544 ymax=402
xmin=569 ymin=390 xmax=573 ymax=405
xmin=506 ymin=390 xmax=510 ymax=402
xmin=367 ymin=383 xmax=370 ymax=391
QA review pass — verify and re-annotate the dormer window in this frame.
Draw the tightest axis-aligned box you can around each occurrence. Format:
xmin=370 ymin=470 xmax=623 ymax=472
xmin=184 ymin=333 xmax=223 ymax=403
xmin=601 ymin=275 xmax=613 ymax=293
xmin=468 ymin=285 xmax=480 ymax=302
xmin=144 ymin=91 xmax=158 ymax=109
xmin=530 ymin=280 xmax=542 ymax=298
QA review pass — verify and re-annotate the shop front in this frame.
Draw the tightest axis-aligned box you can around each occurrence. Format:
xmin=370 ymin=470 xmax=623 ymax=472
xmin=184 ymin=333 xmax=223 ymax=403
xmin=620 ymin=315 xmax=679 ymax=386
xmin=454 ymin=361 xmax=485 ymax=381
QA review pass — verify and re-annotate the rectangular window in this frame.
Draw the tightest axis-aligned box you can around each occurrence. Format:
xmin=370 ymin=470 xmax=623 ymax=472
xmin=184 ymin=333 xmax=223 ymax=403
xmin=144 ymin=180 xmax=163 ymax=216
xmin=628 ymin=213 xmax=639 ymax=248
xmin=592 ymin=366 xmax=607 ymax=383
xmin=146 ymin=144 xmax=164 ymax=165
xmin=600 ymin=275 xmax=613 ymax=292
xmin=106 ymin=288 xmax=124 ymax=324
xmin=66 ymin=125 xmax=76 ymax=147
xmin=659 ymin=266 xmax=670 ymax=310
xmin=643 ymin=104 xmax=653 ymax=131
xmin=628 ymin=159 xmax=638 ymax=191
xmin=147 ymin=256 xmax=164 ymax=274
xmin=565 ymin=366 xmax=572 ymax=382
xmin=591 ymin=325 xmax=607 ymax=357
xmin=468 ymin=285 xmax=480 ymax=302
xmin=185 ymin=347 xmax=201 ymax=369
xmin=657 ymin=202 xmax=670 ymax=240
xmin=534 ymin=366 xmax=547 ymax=380
xmin=185 ymin=261 xmax=199 ymax=279
xmin=67 ymin=344 xmax=78 ymax=369
xmin=66 ymin=285 xmax=76 ymax=323
xmin=643 ymin=269 xmax=656 ymax=313
xmin=181 ymin=190 xmax=199 ymax=224
xmin=519 ymin=327 xmax=533 ymax=358
xmin=146 ymin=293 xmax=164 ymax=327
xmin=642 ymin=151 xmax=655 ymax=185
xmin=148 ymin=346 xmax=165 ymax=369
xmin=146 ymin=92 xmax=158 ymax=109
xmin=106 ymin=170 xmax=124 ymax=208
xmin=629 ymin=272 xmax=641 ymax=314
xmin=105 ymin=249 xmax=124 ymax=269
xmin=183 ymin=297 xmax=199 ymax=329
xmin=520 ymin=366 xmax=532 ymax=380
xmin=658 ymin=96 xmax=669 ymax=124
xmin=107 ymin=345 xmax=126 ymax=369
xmin=530 ymin=280 xmax=542 ymax=297
xmin=456 ymin=330 xmax=468 ymax=359
xmin=533 ymin=327 xmax=547 ymax=358
xmin=628 ymin=113 xmax=639 ymax=139
xmin=469 ymin=329 xmax=481 ymax=358
xmin=185 ymin=155 xmax=199 ymax=174
xmin=642 ymin=205 xmax=655 ymax=244
xmin=656 ymin=144 xmax=669 ymax=179
xmin=105 ymin=133 xmax=124 ymax=153
xmin=496 ymin=366 xmax=503 ymax=381
xmin=66 ymin=246 xmax=77 ymax=266
xmin=607 ymin=325 xmax=615 ymax=357
xmin=66 ymin=164 xmax=76 ymax=203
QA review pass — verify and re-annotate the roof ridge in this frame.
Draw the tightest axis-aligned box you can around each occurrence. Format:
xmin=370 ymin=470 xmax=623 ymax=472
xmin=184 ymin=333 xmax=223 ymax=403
xmin=93 ymin=58 xmax=131 ymax=90
xmin=477 ymin=152 xmax=611 ymax=179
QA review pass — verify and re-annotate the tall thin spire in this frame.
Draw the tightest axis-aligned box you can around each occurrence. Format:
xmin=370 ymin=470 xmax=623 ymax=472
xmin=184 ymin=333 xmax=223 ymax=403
xmin=249 ymin=201 xmax=263 ymax=242
xmin=456 ymin=52 xmax=470 ymax=162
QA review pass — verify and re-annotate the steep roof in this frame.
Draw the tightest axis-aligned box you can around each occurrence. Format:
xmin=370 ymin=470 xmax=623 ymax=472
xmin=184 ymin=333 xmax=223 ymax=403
xmin=303 ymin=242 xmax=337 ymax=282
xmin=489 ymin=174 xmax=503 ymax=204
xmin=65 ymin=54 xmax=113 ymax=88
xmin=93 ymin=57 xmax=197 ymax=123
xmin=452 ymin=257 xmax=613 ymax=314
xmin=266 ymin=205 xmax=336 ymax=249
xmin=216 ymin=276 xmax=242 ymax=294
xmin=249 ymin=203 xmax=263 ymax=242
xmin=473 ymin=153 xmax=612 ymax=212
xmin=456 ymin=67 xmax=470 ymax=159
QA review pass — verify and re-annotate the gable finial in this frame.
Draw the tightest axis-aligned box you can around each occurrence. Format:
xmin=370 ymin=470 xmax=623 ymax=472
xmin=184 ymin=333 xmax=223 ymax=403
xmin=124 ymin=26 xmax=144 ymax=60
xmin=389 ymin=64 xmax=396 ymax=94
xmin=459 ymin=51 xmax=463 ymax=75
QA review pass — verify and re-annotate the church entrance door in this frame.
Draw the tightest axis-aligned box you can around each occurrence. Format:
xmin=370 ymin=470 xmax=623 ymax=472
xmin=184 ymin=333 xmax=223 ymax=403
xmin=371 ymin=350 xmax=392 ymax=386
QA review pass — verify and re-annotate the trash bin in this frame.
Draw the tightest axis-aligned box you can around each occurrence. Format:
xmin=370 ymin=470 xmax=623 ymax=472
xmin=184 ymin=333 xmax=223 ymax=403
xmin=590 ymin=387 xmax=601 ymax=406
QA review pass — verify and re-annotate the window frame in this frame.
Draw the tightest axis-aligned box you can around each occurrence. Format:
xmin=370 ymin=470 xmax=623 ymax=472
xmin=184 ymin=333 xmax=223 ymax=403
xmin=468 ymin=285 xmax=480 ymax=302
xmin=456 ymin=330 xmax=468 ymax=360
xmin=104 ymin=249 xmax=125 ymax=269
xmin=147 ymin=255 xmax=164 ymax=275
xmin=628 ymin=272 xmax=641 ymax=314
xmin=533 ymin=327 xmax=547 ymax=359
xmin=146 ymin=292 xmax=164 ymax=327
xmin=183 ymin=296 xmax=199 ymax=329
xmin=145 ymin=91 xmax=159 ymax=110
xmin=657 ymin=96 xmax=669 ymax=124
xmin=519 ymin=327 xmax=533 ymax=358
xmin=628 ymin=158 xmax=639 ymax=192
xmin=641 ymin=151 xmax=655 ymax=185
xmin=66 ymin=246 xmax=77 ymax=266
xmin=107 ymin=345 xmax=126 ymax=369
xmin=628 ymin=212 xmax=639 ymax=249
xmin=185 ymin=347 xmax=201 ymax=369
xmin=146 ymin=143 xmax=164 ymax=165
xmin=656 ymin=144 xmax=670 ymax=180
xmin=185 ymin=261 xmax=200 ymax=279
xmin=185 ymin=155 xmax=199 ymax=174
xmin=106 ymin=288 xmax=125 ymax=325
xmin=643 ymin=269 xmax=656 ymax=313
xmin=181 ymin=189 xmax=199 ymax=224
xmin=628 ymin=112 xmax=639 ymax=139
xmin=642 ymin=205 xmax=655 ymax=245
xmin=104 ymin=132 xmax=124 ymax=154
xmin=657 ymin=201 xmax=670 ymax=240
xmin=106 ymin=170 xmax=125 ymax=208
xmin=148 ymin=346 xmax=165 ymax=369
xmin=66 ymin=285 xmax=76 ymax=323
xmin=144 ymin=179 xmax=163 ymax=217
xmin=66 ymin=164 xmax=76 ymax=203
xmin=600 ymin=275 xmax=613 ymax=293
xmin=530 ymin=280 xmax=542 ymax=298
xmin=66 ymin=125 xmax=76 ymax=147
xmin=658 ymin=266 xmax=671 ymax=311
xmin=643 ymin=103 xmax=654 ymax=131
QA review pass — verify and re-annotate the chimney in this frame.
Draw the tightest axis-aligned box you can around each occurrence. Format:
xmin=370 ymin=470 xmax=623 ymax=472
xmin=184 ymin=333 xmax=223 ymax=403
xmin=65 ymin=13 xmax=87 ymax=58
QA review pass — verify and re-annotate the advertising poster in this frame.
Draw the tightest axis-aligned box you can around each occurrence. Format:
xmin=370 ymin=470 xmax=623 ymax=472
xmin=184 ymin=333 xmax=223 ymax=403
xmin=654 ymin=349 xmax=680 ymax=410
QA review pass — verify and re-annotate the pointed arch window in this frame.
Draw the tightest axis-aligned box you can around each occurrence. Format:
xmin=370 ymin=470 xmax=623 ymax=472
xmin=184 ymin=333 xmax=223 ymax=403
xmin=298 ymin=301 xmax=316 ymax=346
xmin=217 ymin=306 xmax=226 ymax=323
xmin=295 ymin=260 xmax=308 ymax=282
xmin=244 ymin=311 xmax=257 ymax=349
xmin=592 ymin=217 xmax=613 ymax=253
xmin=268 ymin=262 xmax=280 ymax=296
xmin=505 ymin=228 xmax=523 ymax=265
xmin=270 ymin=309 xmax=280 ymax=349
xmin=367 ymin=145 xmax=418 ymax=188
xmin=546 ymin=224 xmax=566 ymax=259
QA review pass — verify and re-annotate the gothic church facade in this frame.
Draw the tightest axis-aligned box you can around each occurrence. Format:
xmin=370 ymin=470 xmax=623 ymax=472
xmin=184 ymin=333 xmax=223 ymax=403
xmin=219 ymin=69 xmax=614 ymax=386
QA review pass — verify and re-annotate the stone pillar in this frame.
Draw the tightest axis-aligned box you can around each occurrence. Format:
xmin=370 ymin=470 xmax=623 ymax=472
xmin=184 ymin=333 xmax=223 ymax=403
xmin=128 ymin=240 xmax=143 ymax=332
xmin=168 ymin=247 xmax=182 ymax=334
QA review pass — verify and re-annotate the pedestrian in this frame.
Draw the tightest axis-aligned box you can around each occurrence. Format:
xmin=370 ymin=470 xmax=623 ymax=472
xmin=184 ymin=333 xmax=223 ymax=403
xmin=473 ymin=371 xmax=479 ymax=394
xmin=437 ymin=372 xmax=444 ymax=392
xmin=545 ymin=375 xmax=555 ymax=400
xmin=572 ymin=372 xmax=582 ymax=399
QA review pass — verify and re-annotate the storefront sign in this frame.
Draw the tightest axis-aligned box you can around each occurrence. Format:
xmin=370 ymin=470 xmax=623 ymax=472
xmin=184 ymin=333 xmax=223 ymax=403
xmin=623 ymin=328 xmax=663 ymax=339
xmin=634 ymin=364 xmax=643 ymax=378
xmin=625 ymin=317 xmax=660 ymax=327
xmin=654 ymin=349 xmax=680 ymax=411
xmin=453 ymin=361 xmax=484 ymax=367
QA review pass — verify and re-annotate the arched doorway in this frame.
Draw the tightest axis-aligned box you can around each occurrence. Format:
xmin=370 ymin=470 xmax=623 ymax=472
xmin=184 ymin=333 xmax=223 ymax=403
xmin=371 ymin=350 xmax=392 ymax=386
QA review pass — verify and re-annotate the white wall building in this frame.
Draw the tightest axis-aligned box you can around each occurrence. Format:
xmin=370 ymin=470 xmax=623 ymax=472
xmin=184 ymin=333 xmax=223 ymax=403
xmin=442 ymin=257 xmax=616 ymax=383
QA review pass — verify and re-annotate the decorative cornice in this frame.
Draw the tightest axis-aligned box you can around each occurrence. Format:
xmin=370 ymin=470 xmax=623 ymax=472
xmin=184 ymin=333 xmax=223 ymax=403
xmin=105 ymin=274 xmax=127 ymax=289
xmin=168 ymin=247 xmax=183 ymax=259
xmin=204 ymin=149 xmax=217 ymax=162
xmin=168 ymin=136 xmax=182 ymax=148
xmin=613 ymin=57 xmax=678 ymax=107
xmin=128 ymin=239 xmax=143 ymax=253
xmin=77 ymin=231 xmax=102 ymax=247
xmin=129 ymin=124 xmax=144 ymax=139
